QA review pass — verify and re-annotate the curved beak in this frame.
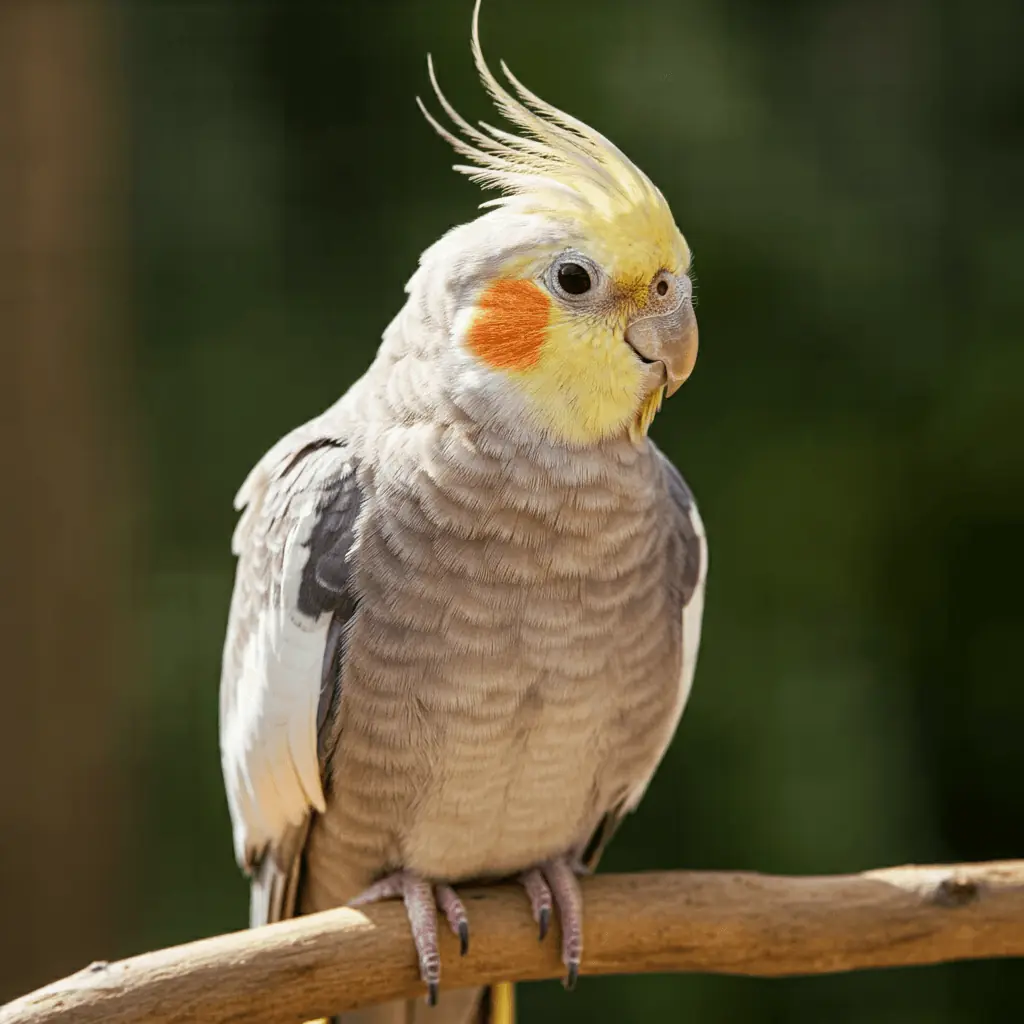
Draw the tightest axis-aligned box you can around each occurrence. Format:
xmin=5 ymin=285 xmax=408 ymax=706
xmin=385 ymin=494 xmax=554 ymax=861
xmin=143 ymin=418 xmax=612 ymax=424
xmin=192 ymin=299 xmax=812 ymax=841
xmin=624 ymin=290 xmax=698 ymax=397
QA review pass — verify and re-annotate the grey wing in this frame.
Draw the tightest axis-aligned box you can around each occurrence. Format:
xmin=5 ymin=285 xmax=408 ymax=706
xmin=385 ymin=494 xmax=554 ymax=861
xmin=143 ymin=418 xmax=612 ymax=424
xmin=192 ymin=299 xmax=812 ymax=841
xmin=219 ymin=429 xmax=364 ymax=926
xmin=580 ymin=448 xmax=708 ymax=871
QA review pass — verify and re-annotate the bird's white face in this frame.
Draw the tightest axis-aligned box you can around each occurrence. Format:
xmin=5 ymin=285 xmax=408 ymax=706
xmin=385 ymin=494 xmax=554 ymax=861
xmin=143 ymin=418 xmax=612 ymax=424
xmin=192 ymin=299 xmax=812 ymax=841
xmin=414 ymin=0 xmax=699 ymax=448
xmin=443 ymin=218 xmax=697 ymax=447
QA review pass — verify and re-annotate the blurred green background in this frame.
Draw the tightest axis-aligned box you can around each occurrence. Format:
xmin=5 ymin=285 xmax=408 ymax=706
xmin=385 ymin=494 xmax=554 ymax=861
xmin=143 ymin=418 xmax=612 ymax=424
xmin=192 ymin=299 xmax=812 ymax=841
xmin=1 ymin=0 xmax=1022 ymax=1019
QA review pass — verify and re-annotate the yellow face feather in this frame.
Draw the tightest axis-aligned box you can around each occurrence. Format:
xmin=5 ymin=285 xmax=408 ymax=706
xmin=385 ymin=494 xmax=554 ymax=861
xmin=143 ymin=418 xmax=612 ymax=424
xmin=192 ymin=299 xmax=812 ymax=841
xmin=465 ymin=263 xmax=680 ymax=446
xmin=426 ymin=0 xmax=694 ymax=446
xmin=522 ymin=300 xmax=649 ymax=445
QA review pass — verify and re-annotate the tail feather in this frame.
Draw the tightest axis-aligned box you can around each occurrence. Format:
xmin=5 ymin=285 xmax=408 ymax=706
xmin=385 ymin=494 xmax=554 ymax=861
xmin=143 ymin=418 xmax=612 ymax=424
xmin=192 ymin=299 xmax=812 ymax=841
xmin=249 ymin=818 xmax=310 ymax=927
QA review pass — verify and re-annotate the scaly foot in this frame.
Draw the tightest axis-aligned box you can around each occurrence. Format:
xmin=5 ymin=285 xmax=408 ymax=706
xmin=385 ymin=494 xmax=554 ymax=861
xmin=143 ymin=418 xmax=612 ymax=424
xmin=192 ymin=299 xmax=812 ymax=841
xmin=518 ymin=857 xmax=584 ymax=989
xmin=348 ymin=871 xmax=469 ymax=1005
xmin=350 ymin=856 xmax=585 ymax=1002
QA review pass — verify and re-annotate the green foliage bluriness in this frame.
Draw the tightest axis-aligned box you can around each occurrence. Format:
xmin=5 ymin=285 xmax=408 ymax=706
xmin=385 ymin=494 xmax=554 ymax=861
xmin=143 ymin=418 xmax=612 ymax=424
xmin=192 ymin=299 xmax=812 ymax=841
xmin=119 ymin=0 xmax=1023 ymax=1019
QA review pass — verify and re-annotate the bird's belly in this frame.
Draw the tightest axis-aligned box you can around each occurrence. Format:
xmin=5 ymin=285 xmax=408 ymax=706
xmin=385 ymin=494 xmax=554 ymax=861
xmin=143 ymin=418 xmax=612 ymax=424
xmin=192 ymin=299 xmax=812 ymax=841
xmin=335 ymin=453 xmax=678 ymax=884
xmin=402 ymin=689 xmax=605 ymax=881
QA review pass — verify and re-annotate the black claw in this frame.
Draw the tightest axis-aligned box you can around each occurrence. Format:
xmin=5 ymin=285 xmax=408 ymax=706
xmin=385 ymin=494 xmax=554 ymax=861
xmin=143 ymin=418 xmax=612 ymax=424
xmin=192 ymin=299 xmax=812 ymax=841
xmin=538 ymin=906 xmax=550 ymax=942
xmin=458 ymin=920 xmax=470 ymax=956
xmin=427 ymin=981 xmax=439 ymax=1007
xmin=564 ymin=962 xmax=579 ymax=991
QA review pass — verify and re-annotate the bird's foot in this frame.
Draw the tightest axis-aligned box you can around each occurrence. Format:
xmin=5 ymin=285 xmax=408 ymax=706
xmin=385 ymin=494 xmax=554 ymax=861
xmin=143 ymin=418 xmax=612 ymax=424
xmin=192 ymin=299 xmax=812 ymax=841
xmin=518 ymin=857 xmax=584 ymax=990
xmin=348 ymin=870 xmax=469 ymax=1005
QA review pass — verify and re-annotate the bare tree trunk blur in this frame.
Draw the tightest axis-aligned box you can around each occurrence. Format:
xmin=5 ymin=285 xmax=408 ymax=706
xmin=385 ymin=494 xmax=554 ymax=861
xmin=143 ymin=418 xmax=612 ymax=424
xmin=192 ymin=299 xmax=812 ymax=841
xmin=0 ymin=0 xmax=136 ymax=1000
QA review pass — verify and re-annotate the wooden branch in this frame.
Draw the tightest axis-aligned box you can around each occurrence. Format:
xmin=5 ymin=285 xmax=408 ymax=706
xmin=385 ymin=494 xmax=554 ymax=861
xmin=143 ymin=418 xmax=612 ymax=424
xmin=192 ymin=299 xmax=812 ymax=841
xmin=3 ymin=861 xmax=1023 ymax=1024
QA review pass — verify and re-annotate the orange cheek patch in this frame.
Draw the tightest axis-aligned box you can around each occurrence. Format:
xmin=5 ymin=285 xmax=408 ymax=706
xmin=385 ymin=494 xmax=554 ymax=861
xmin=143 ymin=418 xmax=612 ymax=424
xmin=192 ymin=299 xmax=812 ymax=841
xmin=467 ymin=279 xmax=551 ymax=371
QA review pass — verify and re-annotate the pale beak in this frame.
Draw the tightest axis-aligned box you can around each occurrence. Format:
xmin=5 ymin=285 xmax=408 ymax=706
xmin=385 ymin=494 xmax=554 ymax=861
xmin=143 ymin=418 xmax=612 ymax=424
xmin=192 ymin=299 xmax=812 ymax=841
xmin=624 ymin=280 xmax=698 ymax=396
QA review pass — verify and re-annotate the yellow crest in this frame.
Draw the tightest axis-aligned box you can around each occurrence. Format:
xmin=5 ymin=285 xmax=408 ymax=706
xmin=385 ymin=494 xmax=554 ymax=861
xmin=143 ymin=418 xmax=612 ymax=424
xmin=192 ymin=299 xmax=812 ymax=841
xmin=418 ymin=0 xmax=690 ymax=277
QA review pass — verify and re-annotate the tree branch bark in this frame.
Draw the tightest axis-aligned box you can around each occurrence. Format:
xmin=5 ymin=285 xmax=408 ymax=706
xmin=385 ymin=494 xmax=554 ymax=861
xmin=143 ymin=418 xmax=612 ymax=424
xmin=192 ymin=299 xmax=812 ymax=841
xmin=3 ymin=861 xmax=1023 ymax=1024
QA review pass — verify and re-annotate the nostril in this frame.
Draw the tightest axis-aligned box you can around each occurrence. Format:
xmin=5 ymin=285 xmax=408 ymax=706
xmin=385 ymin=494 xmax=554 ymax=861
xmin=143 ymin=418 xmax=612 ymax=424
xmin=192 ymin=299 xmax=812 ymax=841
xmin=656 ymin=279 xmax=669 ymax=297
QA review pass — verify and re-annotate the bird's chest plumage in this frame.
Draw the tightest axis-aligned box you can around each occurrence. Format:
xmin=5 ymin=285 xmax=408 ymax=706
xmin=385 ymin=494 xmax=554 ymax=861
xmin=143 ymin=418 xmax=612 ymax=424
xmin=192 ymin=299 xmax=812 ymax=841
xmin=325 ymin=425 xmax=681 ymax=883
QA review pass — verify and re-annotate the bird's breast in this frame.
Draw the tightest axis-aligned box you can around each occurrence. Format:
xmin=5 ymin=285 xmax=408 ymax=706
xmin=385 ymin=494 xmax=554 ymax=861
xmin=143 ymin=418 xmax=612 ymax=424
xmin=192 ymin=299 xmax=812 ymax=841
xmin=324 ymin=426 xmax=680 ymax=882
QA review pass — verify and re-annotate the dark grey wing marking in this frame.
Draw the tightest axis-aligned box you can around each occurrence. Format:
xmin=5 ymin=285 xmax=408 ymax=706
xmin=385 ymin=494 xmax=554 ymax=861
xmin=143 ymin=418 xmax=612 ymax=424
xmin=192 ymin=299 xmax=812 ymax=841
xmin=242 ymin=443 xmax=364 ymax=926
xmin=296 ymin=464 xmax=364 ymax=772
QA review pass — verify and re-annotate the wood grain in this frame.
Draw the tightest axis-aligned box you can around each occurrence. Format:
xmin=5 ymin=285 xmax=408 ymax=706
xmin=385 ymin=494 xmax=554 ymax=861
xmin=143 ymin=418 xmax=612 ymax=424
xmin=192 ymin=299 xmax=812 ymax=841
xmin=3 ymin=862 xmax=1023 ymax=1024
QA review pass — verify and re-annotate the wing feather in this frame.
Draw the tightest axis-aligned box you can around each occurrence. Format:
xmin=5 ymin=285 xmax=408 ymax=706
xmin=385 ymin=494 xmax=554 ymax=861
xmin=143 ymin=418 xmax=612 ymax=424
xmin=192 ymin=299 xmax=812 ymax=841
xmin=219 ymin=429 xmax=360 ymax=877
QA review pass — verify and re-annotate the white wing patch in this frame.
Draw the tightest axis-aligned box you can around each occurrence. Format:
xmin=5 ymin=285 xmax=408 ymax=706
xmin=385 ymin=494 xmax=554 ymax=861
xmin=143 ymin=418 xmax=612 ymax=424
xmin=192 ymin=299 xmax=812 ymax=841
xmin=220 ymin=446 xmax=337 ymax=870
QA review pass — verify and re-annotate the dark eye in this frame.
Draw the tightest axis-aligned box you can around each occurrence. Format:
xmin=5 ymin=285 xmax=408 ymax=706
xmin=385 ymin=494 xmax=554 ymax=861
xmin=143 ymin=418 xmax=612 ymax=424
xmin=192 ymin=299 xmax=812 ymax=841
xmin=557 ymin=262 xmax=591 ymax=295
xmin=656 ymin=279 xmax=669 ymax=297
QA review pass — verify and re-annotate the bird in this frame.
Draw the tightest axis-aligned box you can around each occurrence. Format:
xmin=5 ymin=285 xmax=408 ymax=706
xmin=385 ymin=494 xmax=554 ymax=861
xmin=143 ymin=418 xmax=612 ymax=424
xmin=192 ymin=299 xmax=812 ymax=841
xmin=218 ymin=2 xmax=707 ymax=1022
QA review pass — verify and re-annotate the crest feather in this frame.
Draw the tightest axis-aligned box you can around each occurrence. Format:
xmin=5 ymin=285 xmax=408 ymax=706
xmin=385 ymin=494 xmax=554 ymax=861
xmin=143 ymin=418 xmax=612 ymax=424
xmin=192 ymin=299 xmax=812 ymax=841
xmin=417 ymin=0 xmax=673 ymax=226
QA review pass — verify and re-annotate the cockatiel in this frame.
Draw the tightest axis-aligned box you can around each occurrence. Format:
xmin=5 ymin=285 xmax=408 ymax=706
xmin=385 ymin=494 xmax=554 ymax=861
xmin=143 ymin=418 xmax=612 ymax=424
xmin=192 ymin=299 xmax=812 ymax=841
xmin=219 ymin=2 xmax=707 ymax=1022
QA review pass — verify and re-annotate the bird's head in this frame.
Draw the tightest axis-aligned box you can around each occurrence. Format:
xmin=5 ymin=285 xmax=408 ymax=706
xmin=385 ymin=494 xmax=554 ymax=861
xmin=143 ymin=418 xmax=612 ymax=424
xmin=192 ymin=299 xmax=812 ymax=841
xmin=412 ymin=0 xmax=697 ymax=448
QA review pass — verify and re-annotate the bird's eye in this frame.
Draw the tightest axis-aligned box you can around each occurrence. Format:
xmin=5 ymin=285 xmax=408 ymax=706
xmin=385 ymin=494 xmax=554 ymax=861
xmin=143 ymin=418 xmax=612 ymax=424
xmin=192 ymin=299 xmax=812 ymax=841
xmin=557 ymin=262 xmax=591 ymax=295
xmin=656 ymin=279 xmax=669 ymax=297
